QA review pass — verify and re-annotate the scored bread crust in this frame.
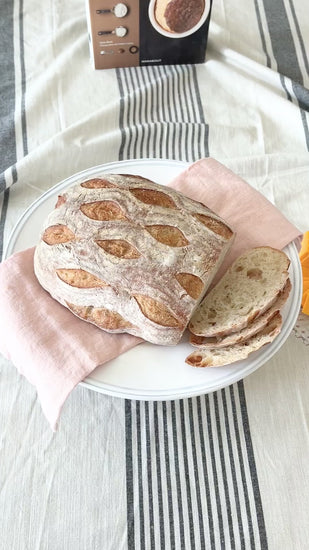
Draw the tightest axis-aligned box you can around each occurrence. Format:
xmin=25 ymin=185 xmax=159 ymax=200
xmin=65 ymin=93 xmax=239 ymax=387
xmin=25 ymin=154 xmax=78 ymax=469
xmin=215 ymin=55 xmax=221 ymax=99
xmin=34 ymin=173 xmax=234 ymax=346
xmin=190 ymin=278 xmax=291 ymax=349
xmin=186 ymin=312 xmax=282 ymax=367
xmin=188 ymin=247 xmax=290 ymax=338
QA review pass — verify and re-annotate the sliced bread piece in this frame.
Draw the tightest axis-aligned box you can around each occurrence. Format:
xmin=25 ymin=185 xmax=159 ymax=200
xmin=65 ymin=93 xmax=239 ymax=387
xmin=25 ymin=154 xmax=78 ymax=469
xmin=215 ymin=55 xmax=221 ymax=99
xmin=188 ymin=247 xmax=290 ymax=338
xmin=185 ymin=312 xmax=282 ymax=368
xmin=190 ymin=278 xmax=291 ymax=349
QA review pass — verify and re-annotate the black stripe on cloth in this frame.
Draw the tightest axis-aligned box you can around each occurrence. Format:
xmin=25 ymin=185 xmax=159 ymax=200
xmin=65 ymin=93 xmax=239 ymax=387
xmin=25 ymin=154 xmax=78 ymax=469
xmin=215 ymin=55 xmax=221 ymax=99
xmin=19 ymin=0 xmax=28 ymax=158
xmin=0 ymin=190 xmax=10 ymax=261
xmin=136 ymin=401 xmax=146 ymax=549
xmin=0 ymin=167 xmax=17 ymax=260
xmin=0 ymin=1 xmax=17 ymax=193
xmin=145 ymin=402 xmax=156 ymax=550
xmin=162 ymin=401 xmax=176 ymax=549
xmin=237 ymin=381 xmax=268 ymax=550
xmin=191 ymin=66 xmax=209 ymax=159
xmin=0 ymin=0 xmax=18 ymax=255
xmin=259 ymin=0 xmax=309 ymax=148
xmin=125 ymin=400 xmax=135 ymax=550
xmin=261 ymin=0 xmax=303 ymax=82
xmin=170 ymin=400 xmax=186 ymax=550
xmin=153 ymin=402 xmax=165 ymax=549
xmin=287 ymin=0 xmax=309 ymax=77
xmin=116 ymin=69 xmax=127 ymax=162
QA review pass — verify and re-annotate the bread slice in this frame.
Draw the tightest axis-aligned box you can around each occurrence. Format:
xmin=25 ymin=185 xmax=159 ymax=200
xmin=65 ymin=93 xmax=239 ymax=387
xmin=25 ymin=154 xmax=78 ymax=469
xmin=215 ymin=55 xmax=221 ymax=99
xmin=188 ymin=247 xmax=290 ymax=338
xmin=190 ymin=278 xmax=291 ymax=349
xmin=185 ymin=312 xmax=282 ymax=368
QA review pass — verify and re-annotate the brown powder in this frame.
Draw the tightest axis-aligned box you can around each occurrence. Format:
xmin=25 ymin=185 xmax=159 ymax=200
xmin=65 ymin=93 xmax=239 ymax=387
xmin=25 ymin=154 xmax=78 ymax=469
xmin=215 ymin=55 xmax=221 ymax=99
xmin=164 ymin=0 xmax=205 ymax=33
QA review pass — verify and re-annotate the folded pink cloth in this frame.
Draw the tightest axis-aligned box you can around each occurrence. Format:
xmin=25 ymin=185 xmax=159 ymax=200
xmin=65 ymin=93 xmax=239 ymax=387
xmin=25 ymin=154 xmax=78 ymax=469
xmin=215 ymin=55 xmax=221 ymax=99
xmin=170 ymin=158 xmax=301 ymax=277
xmin=0 ymin=158 xmax=301 ymax=429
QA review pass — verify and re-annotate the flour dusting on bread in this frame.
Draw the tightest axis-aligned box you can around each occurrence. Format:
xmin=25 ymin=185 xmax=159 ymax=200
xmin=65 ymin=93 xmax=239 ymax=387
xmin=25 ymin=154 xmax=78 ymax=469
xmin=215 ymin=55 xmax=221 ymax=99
xmin=34 ymin=173 xmax=234 ymax=346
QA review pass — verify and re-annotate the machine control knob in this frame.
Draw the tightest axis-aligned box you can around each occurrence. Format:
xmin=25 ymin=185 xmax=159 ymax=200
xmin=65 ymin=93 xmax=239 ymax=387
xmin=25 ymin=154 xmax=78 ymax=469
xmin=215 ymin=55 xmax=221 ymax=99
xmin=113 ymin=3 xmax=128 ymax=17
xmin=96 ymin=3 xmax=128 ymax=18
xmin=98 ymin=26 xmax=128 ymax=37
xmin=115 ymin=26 xmax=128 ymax=37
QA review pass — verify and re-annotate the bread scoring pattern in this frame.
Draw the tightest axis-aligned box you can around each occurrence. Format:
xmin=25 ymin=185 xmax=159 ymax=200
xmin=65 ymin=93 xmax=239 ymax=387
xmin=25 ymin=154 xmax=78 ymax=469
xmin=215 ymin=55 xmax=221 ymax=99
xmin=42 ymin=224 xmax=75 ymax=245
xmin=56 ymin=268 xmax=109 ymax=288
xmin=34 ymin=174 xmax=234 ymax=345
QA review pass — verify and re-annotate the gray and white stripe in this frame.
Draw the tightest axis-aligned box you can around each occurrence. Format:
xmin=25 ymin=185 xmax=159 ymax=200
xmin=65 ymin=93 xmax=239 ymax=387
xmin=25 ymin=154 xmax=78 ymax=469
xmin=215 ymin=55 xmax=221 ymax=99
xmin=0 ymin=1 xmax=16 ymax=256
xmin=254 ymin=0 xmax=309 ymax=148
xmin=125 ymin=385 xmax=267 ymax=549
xmin=118 ymin=64 xmax=267 ymax=549
xmin=0 ymin=0 xmax=28 ymax=259
xmin=116 ymin=64 xmax=209 ymax=162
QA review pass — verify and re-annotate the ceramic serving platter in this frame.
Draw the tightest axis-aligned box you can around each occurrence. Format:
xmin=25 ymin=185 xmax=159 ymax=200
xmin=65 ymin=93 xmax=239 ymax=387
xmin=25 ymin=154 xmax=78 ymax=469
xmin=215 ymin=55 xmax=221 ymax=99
xmin=4 ymin=159 xmax=302 ymax=400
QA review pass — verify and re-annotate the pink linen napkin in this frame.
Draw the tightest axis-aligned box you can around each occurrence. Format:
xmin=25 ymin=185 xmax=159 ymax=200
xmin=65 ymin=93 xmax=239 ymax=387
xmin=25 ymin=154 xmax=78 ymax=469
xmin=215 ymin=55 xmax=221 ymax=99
xmin=170 ymin=158 xmax=301 ymax=278
xmin=0 ymin=158 xmax=302 ymax=430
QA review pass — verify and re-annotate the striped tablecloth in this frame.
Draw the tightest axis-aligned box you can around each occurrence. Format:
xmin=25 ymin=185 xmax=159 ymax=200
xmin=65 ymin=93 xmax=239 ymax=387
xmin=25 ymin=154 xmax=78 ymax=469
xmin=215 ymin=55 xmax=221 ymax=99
xmin=1 ymin=1 xmax=309 ymax=548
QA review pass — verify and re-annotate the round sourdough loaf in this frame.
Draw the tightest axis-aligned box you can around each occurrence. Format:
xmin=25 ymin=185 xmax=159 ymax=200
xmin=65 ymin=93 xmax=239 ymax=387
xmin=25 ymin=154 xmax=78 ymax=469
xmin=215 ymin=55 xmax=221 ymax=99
xmin=34 ymin=173 xmax=234 ymax=346
xmin=188 ymin=246 xmax=290 ymax=338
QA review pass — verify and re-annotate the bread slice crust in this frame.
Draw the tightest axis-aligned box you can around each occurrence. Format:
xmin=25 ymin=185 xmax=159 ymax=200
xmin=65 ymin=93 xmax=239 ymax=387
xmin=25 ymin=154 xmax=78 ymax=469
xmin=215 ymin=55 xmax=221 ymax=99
xmin=186 ymin=312 xmax=283 ymax=368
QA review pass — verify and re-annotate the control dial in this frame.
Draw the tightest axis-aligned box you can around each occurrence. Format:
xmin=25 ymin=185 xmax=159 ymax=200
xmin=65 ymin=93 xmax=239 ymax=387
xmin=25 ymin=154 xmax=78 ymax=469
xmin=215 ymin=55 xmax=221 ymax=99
xmin=98 ymin=26 xmax=128 ymax=37
xmin=115 ymin=25 xmax=128 ymax=37
xmin=113 ymin=3 xmax=128 ymax=17
xmin=96 ymin=3 xmax=128 ymax=18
